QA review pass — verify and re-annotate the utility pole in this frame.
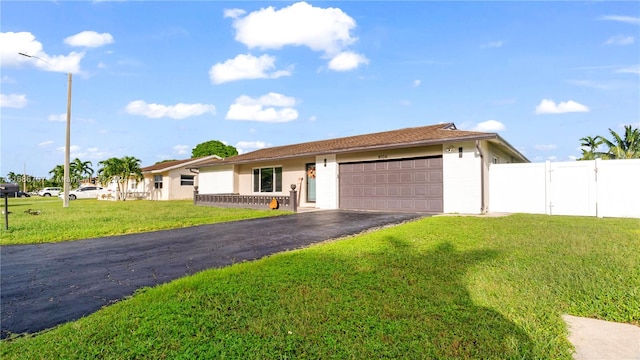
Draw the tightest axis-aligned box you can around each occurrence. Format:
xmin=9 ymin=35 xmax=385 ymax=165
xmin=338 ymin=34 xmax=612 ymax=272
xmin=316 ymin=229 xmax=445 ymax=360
xmin=19 ymin=52 xmax=72 ymax=207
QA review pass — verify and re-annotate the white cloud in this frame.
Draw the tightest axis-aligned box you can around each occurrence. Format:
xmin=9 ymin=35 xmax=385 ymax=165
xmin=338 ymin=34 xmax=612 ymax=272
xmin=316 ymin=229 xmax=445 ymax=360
xmin=412 ymin=79 xmax=421 ymax=87
xmin=48 ymin=113 xmax=67 ymax=122
xmin=125 ymin=100 xmax=216 ymax=119
xmin=535 ymin=99 xmax=589 ymax=114
xmin=566 ymin=80 xmax=611 ymax=90
xmin=599 ymin=15 xmax=640 ymax=25
xmin=62 ymin=145 xmax=111 ymax=160
xmin=604 ymin=35 xmax=634 ymax=45
xmin=235 ymin=140 xmax=271 ymax=154
xmin=547 ymin=155 xmax=558 ymax=161
xmin=226 ymin=92 xmax=298 ymax=122
xmin=0 ymin=93 xmax=27 ymax=108
xmin=308 ymin=115 xmax=317 ymax=122
xmin=1 ymin=75 xmax=15 ymax=84
xmin=229 ymin=2 xmax=366 ymax=71
xmin=209 ymin=54 xmax=291 ymax=84
xmin=534 ymin=144 xmax=558 ymax=151
xmin=173 ymin=145 xmax=191 ymax=155
xmin=57 ymin=145 xmax=81 ymax=153
xmin=472 ymin=120 xmax=506 ymax=132
xmin=224 ymin=8 xmax=246 ymax=19
xmin=616 ymin=65 xmax=640 ymax=75
xmin=328 ymin=51 xmax=368 ymax=71
xmin=1 ymin=31 xmax=84 ymax=74
xmin=38 ymin=140 xmax=53 ymax=147
xmin=481 ymin=40 xmax=504 ymax=48
xmin=64 ymin=31 xmax=114 ymax=48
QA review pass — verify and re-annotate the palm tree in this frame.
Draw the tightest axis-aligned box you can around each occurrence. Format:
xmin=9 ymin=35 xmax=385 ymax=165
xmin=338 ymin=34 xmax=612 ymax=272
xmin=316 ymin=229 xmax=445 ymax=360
xmin=48 ymin=165 xmax=65 ymax=186
xmin=98 ymin=156 xmax=143 ymax=200
xmin=120 ymin=156 xmax=143 ymax=200
xmin=578 ymin=136 xmax=604 ymax=160
xmin=70 ymin=158 xmax=94 ymax=186
xmin=599 ymin=125 xmax=640 ymax=159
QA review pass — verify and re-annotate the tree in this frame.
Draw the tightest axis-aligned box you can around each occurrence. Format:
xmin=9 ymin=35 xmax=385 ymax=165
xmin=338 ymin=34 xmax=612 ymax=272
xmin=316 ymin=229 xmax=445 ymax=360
xmin=191 ymin=140 xmax=238 ymax=158
xmin=6 ymin=172 xmax=18 ymax=183
xmin=599 ymin=125 xmax=640 ymax=159
xmin=578 ymin=136 xmax=604 ymax=160
xmin=97 ymin=156 xmax=143 ymax=200
xmin=48 ymin=165 xmax=65 ymax=186
xmin=70 ymin=158 xmax=94 ymax=187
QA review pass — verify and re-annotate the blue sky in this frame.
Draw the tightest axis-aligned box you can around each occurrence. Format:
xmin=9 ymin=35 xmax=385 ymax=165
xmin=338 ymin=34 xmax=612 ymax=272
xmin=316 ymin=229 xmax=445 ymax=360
xmin=1 ymin=1 xmax=639 ymax=177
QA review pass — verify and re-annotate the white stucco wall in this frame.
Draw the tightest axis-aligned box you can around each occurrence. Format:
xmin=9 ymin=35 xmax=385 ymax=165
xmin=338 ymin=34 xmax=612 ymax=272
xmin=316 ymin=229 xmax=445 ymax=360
xmin=198 ymin=165 xmax=235 ymax=194
xmin=166 ymin=168 xmax=197 ymax=200
xmin=315 ymin=154 xmax=338 ymax=209
xmin=442 ymin=141 xmax=483 ymax=214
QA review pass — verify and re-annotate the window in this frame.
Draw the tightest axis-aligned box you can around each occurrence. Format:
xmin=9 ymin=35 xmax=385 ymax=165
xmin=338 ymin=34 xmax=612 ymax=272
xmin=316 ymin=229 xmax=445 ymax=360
xmin=180 ymin=175 xmax=195 ymax=186
xmin=253 ymin=167 xmax=282 ymax=193
xmin=154 ymin=175 xmax=163 ymax=189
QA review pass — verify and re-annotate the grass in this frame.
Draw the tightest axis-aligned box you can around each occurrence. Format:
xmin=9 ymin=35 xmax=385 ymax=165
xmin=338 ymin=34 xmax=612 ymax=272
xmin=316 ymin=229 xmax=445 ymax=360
xmin=1 ymin=214 xmax=638 ymax=359
xmin=0 ymin=197 xmax=287 ymax=245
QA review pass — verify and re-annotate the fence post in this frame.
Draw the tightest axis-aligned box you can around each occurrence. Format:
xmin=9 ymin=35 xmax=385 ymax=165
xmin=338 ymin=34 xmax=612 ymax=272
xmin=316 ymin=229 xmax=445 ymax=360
xmin=290 ymin=184 xmax=298 ymax=213
xmin=193 ymin=186 xmax=199 ymax=205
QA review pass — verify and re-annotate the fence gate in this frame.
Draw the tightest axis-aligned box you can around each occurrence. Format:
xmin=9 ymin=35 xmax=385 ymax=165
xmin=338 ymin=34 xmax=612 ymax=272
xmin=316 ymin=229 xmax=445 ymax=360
xmin=548 ymin=162 xmax=596 ymax=216
xmin=489 ymin=159 xmax=640 ymax=218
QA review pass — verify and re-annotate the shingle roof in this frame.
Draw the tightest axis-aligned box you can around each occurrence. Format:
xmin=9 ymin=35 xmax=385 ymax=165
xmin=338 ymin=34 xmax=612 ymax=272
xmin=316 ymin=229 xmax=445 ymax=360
xmin=141 ymin=156 xmax=220 ymax=172
xmin=197 ymin=123 xmax=524 ymax=166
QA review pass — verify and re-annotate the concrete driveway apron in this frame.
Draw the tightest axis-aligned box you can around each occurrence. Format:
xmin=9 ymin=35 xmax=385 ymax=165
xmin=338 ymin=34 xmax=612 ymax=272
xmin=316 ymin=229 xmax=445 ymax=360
xmin=1 ymin=210 xmax=424 ymax=338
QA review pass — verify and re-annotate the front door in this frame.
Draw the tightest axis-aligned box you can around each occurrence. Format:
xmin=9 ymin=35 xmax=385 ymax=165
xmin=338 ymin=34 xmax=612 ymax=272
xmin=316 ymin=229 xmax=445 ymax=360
xmin=306 ymin=163 xmax=316 ymax=202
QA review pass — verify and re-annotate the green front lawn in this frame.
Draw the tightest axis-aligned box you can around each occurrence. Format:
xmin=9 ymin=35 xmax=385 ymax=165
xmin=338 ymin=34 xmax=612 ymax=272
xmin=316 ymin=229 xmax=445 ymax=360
xmin=1 ymin=214 xmax=638 ymax=359
xmin=0 ymin=197 xmax=286 ymax=245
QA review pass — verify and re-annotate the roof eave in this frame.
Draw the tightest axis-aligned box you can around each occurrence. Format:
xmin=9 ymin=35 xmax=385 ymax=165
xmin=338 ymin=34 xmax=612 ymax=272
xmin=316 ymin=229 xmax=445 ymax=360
xmin=195 ymin=134 xmax=500 ymax=167
xmin=142 ymin=155 xmax=221 ymax=173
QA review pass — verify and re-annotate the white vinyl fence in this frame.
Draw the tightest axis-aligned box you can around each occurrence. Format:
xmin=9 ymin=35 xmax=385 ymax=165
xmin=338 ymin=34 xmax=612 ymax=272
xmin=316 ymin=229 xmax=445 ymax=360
xmin=489 ymin=159 xmax=640 ymax=218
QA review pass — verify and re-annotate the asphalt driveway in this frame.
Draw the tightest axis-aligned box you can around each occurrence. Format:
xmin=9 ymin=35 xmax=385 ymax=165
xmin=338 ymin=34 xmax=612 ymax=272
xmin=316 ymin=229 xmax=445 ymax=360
xmin=1 ymin=210 xmax=424 ymax=338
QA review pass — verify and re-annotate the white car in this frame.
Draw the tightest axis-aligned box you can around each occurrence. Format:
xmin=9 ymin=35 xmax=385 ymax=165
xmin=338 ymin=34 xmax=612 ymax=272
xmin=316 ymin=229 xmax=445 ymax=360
xmin=59 ymin=186 xmax=104 ymax=200
xmin=38 ymin=187 xmax=62 ymax=197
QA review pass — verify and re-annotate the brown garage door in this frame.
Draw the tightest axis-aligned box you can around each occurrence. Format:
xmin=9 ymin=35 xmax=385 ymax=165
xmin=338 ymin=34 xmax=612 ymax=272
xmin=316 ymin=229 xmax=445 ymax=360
xmin=339 ymin=156 xmax=443 ymax=212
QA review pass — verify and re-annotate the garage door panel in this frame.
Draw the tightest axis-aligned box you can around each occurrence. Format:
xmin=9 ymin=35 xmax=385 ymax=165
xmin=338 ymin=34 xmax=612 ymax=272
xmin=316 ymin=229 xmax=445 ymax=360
xmin=415 ymin=185 xmax=427 ymax=196
xmin=429 ymin=172 xmax=443 ymax=183
xmin=429 ymin=185 xmax=443 ymax=197
xmin=401 ymin=160 xmax=414 ymax=169
xmin=339 ymin=156 xmax=443 ymax=212
xmin=414 ymin=159 xmax=428 ymax=168
xmin=428 ymin=157 xmax=442 ymax=168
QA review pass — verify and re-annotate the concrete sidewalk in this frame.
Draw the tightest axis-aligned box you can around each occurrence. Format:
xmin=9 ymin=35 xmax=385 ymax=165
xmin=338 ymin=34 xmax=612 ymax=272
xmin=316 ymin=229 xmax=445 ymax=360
xmin=563 ymin=315 xmax=640 ymax=360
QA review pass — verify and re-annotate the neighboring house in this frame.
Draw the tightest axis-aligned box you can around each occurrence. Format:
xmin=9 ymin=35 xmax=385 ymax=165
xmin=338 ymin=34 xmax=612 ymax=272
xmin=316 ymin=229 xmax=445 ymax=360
xmin=133 ymin=156 xmax=220 ymax=201
xmin=195 ymin=123 xmax=528 ymax=213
